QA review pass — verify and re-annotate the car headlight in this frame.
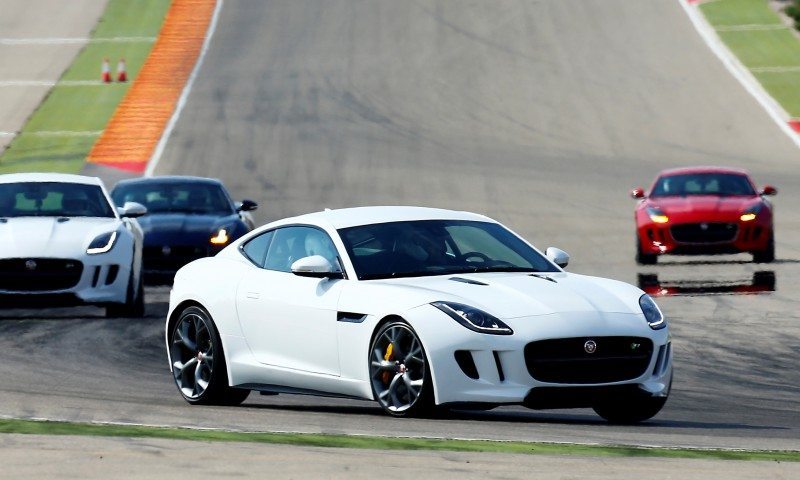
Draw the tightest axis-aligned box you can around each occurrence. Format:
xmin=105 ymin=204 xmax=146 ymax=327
xmin=646 ymin=207 xmax=669 ymax=224
xmin=639 ymin=294 xmax=666 ymax=330
xmin=210 ymin=228 xmax=230 ymax=245
xmin=432 ymin=301 xmax=513 ymax=335
xmin=740 ymin=203 xmax=762 ymax=222
xmin=87 ymin=231 xmax=118 ymax=255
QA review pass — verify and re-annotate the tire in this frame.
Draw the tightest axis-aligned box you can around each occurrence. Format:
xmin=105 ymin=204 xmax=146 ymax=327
xmin=368 ymin=320 xmax=434 ymax=418
xmin=106 ymin=269 xmax=145 ymax=318
xmin=635 ymin=235 xmax=657 ymax=265
xmin=168 ymin=305 xmax=250 ymax=406
xmin=593 ymin=393 xmax=668 ymax=424
xmin=753 ymin=233 xmax=775 ymax=263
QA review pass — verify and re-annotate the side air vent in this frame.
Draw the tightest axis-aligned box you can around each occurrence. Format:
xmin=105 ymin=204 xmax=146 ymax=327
xmin=454 ymin=350 xmax=479 ymax=379
xmin=449 ymin=277 xmax=488 ymax=286
xmin=529 ymin=274 xmax=557 ymax=283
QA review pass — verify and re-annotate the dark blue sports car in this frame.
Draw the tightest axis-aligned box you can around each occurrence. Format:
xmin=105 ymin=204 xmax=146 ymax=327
xmin=110 ymin=176 xmax=257 ymax=282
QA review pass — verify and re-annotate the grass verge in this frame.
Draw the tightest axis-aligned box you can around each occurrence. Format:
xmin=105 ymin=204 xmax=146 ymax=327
xmin=700 ymin=0 xmax=800 ymax=117
xmin=0 ymin=0 xmax=172 ymax=174
xmin=1 ymin=418 xmax=799 ymax=462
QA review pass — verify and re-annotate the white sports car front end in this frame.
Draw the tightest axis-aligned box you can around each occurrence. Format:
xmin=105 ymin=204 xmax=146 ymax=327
xmin=0 ymin=173 xmax=146 ymax=317
xmin=166 ymin=206 xmax=672 ymax=422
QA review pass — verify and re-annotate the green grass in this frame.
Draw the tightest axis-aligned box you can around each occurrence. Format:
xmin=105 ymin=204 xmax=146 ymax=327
xmin=1 ymin=418 xmax=799 ymax=462
xmin=0 ymin=0 xmax=171 ymax=174
xmin=700 ymin=0 xmax=800 ymax=118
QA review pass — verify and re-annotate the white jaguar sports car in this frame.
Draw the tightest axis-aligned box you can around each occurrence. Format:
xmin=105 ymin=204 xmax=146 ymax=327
xmin=167 ymin=206 xmax=672 ymax=422
xmin=0 ymin=173 xmax=147 ymax=317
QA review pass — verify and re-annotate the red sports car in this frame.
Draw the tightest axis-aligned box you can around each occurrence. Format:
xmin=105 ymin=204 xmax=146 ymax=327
xmin=631 ymin=167 xmax=776 ymax=264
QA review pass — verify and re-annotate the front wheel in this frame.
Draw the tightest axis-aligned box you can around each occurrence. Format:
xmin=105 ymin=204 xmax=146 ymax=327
xmin=369 ymin=320 xmax=434 ymax=417
xmin=168 ymin=305 xmax=249 ymax=406
xmin=593 ymin=394 xmax=667 ymax=424
xmin=753 ymin=233 xmax=775 ymax=263
xmin=635 ymin=234 xmax=657 ymax=265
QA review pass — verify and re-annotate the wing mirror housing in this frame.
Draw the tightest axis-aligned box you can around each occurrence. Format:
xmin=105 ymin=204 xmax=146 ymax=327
xmin=545 ymin=247 xmax=570 ymax=268
xmin=237 ymin=199 xmax=259 ymax=212
xmin=760 ymin=185 xmax=777 ymax=196
xmin=631 ymin=187 xmax=645 ymax=199
xmin=118 ymin=201 xmax=147 ymax=218
xmin=291 ymin=255 xmax=344 ymax=279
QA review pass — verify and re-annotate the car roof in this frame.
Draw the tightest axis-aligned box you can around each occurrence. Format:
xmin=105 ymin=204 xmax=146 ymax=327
xmin=0 ymin=172 xmax=105 ymax=186
xmin=657 ymin=166 xmax=750 ymax=177
xmin=271 ymin=206 xmax=494 ymax=230
xmin=112 ymin=175 xmax=223 ymax=187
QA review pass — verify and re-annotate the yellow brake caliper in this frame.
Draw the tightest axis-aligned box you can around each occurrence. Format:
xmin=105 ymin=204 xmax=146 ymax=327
xmin=381 ymin=343 xmax=394 ymax=384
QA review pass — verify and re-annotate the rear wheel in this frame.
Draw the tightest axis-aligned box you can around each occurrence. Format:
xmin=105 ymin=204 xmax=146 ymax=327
xmin=369 ymin=321 xmax=434 ymax=417
xmin=169 ymin=305 xmax=250 ymax=406
xmin=635 ymin=235 xmax=657 ymax=265
xmin=753 ymin=233 xmax=775 ymax=263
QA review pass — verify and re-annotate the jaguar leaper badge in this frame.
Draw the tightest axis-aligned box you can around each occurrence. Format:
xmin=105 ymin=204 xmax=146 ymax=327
xmin=584 ymin=340 xmax=597 ymax=354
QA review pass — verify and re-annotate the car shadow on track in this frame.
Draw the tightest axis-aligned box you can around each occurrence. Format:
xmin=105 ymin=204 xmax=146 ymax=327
xmin=237 ymin=401 xmax=782 ymax=431
xmin=0 ymin=301 xmax=169 ymax=320
xmin=653 ymin=258 xmax=800 ymax=266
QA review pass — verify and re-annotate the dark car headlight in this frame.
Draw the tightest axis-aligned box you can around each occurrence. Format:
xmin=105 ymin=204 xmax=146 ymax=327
xmin=432 ymin=301 xmax=513 ymax=335
xmin=740 ymin=203 xmax=763 ymax=222
xmin=87 ymin=231 xmax=118 ymax=255
xmin=210 ymin=227 xmax=230 ymax=245
xmin=639 ymin=294 xmax=666 ymax=330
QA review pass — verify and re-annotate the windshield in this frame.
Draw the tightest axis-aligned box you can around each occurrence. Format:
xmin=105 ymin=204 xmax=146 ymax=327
xmin=338 ymin=220 xmax=559 ymax=280
xmin=111 ymin=182 xmax=234 ymax=215
xmin=651 ymin=173 xmax=756 ymax=197
xmin=0 ymin=182 xmax=115 ymax=218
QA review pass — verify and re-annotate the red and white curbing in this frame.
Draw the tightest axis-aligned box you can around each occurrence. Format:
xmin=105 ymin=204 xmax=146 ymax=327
xmin=679 ymin=0 xmax=800 ymax=148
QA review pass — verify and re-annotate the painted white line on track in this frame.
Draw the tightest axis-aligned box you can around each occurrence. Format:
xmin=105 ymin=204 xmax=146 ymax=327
xmin=678 ymin=0 xmax=800 ymax=147
xmin=0 ymin=37 xmax=155 ymax=45
xmin=146 ymin=0 xmax=224 ymax=177
xmin=0 ymin=131 xmax=15 ymax=137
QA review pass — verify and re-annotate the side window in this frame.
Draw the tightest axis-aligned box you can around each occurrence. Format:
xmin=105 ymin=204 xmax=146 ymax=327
xmin=264 ymin=226 xmax=340 ymax=273
xmin=242 ymin=231 xmax=274 ymax=267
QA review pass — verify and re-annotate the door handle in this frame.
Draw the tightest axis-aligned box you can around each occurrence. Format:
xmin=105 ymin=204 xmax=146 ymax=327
xmin=245 ymin=291 xmax=260 ymax=299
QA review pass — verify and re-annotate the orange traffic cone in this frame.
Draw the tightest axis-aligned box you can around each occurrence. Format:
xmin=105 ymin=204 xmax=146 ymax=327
xmin=101 ymin=58 xmax=111 ymax=83
xmin=116 ymin=58 xmax=127 ymax=82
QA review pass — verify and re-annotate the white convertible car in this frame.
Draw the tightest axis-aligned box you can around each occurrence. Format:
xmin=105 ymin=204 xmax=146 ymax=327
xmin=167 ymin=206 xmax=672 ymax=422
xmin=0 ymin=173 xmax=147 ymax=317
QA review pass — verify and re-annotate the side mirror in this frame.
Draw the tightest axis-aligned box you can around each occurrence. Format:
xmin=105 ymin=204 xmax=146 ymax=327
xmin=237 ymin=199 xmax=258 ymax=212
xmin=290 ymin=255 xmax=343 ymax=279
xmin=545 ymin=247 xmax=570 ymax=268
xmin=118 ymin=201 xmax=147 ymax=218
xmin=760 ymin=185 xmax=777 ymax=196
xmin=631 ymin=187 xmax=645 ymax=199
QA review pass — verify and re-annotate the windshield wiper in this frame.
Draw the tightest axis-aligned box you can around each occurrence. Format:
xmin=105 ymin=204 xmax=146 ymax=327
xmin=453 ymin=265 xmax=541 ymax=274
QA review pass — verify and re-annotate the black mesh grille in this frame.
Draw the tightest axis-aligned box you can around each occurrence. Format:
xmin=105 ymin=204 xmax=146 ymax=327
xmin=524 ymin=336 xmax=653 ymax=384
xmin=0 ymin=258 xmax=83 ymax=291
xmin=670 ymin=223 xmax=737 ymax=243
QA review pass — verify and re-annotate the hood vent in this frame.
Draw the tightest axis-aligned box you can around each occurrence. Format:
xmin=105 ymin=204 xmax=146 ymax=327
xmin=449 ymin=277 xmax=488 ymax=286
xmin=529 ymin=273 xmax=557 ymax=283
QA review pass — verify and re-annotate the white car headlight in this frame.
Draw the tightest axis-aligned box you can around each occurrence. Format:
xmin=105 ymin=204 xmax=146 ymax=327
xmin=432 ymin=301 xmax=513 ymax=335
xmin=87 ymin=231 xmax=118 ymax=255
xmin=639 ymin=294 xmax=666 ymax=330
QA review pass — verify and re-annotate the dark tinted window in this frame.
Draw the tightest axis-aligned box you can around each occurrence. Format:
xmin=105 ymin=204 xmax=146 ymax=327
xmin=338 ymin=220 xmax=558 ymax=280
xmin=242 ymin=230 xmax=274 ymax=267
xmin=111 ymin=182 xmax=234 ymax=215
xmin=0 ymin=182 xmax=115 ymax=218
xmin=264 ymin=226 xmax=340 ymax=273
xmin=651 ymin=173 xmax=755 ymax=197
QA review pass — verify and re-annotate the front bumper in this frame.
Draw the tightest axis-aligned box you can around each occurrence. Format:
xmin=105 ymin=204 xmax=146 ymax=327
xmin=404 ymin=305 xmax=672 ymax=406
xmin=0 ymin=256 xmax=132 ymax=307
xmin=638 ymin=218 xmax=771 ymax=255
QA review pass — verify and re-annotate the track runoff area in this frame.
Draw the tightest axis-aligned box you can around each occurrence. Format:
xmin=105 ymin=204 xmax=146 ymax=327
xmin=1 ymin=0 xmax=799 ymax=471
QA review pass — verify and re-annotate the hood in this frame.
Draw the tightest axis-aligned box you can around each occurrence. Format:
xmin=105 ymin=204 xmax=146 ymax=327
xmin=0 ymin=217 xmax=122 ymax=258
xmin=648 ymin=195 xmax=758 ymax=219
xmin=371 ymin=272 xmax=643 ymax=319
xmin=137 ymin=213 xmax=238 ymax=245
